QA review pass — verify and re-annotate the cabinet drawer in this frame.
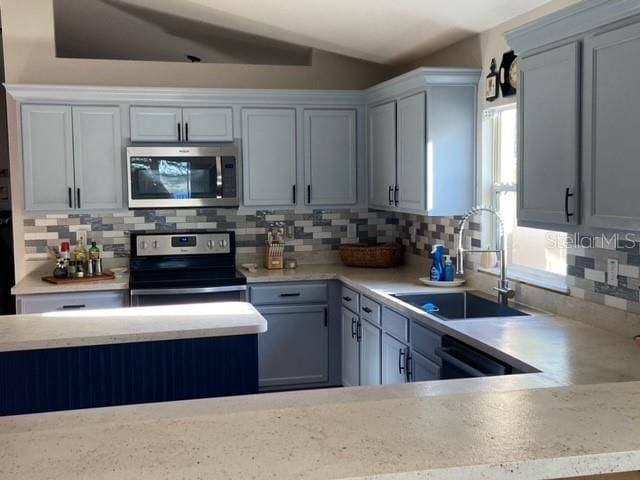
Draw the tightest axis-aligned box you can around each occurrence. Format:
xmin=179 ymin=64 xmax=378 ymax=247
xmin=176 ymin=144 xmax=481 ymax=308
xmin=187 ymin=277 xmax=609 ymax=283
xmin=411 ymin=321 xmax=442 ymax=364
xmin=250 ymin=283 xmax=327 ymax=306
xmin=381 ymin=307 xmax=409 ymax=343
xmin=17 ymin=291 xmax=128 ymax=314
xmin=360 ymin=296 xmax=381 ymax=325
xmin=341 ymin=286 xmax=360 ymax=313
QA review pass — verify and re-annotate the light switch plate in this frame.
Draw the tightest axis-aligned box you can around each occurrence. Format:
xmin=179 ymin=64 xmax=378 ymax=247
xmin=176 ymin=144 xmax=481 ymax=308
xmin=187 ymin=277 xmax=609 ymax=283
xmin=77 ymin=230 xmax=87 ymax=247
xmin=607 ymin=258 xmax=619 ymax=287
xmin=347 ymin=224 xmax=357 ymax=238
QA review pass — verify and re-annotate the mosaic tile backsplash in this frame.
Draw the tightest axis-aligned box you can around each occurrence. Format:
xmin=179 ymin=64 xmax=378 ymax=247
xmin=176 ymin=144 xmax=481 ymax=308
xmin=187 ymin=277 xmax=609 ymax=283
xmin=21 ymin=207 xmax=640 ymax=316
xmin=23 ymin=208 xmax=399 ymax=261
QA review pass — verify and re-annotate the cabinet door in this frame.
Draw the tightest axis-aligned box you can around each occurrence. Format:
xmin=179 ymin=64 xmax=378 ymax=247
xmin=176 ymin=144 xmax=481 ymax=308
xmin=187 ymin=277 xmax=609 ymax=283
xmin=411 ymin=350 xmax=441 ymax=382
xmin=21 ymin=104 xmax=75 ymax=211
xmin=257 ymin=305 xmax=328 ymax=388
xmin=382 ymin=333 xmax=409 ymax=385
xmin=130 ymin=107 xmax=182 ymax=142
xmin=583 ymin=23 xmax=640 ymax=230
xmin=518 ymin=42 xmax=580 ymax=228
xmin=182 ymin=107 xmax=233 ymax=142
xmin=396 ymin=92 xmax=426 ymax=211
xmin=359 ymin=319 xmax=381 ymax=386
xmin=303 ymin=109 xmax=357 ymax=205
xmin=72 ymin=106 xmax=123 ymax=210
xmin=368 ymin=102 xmax=396 ymax=209
xmin=341 ymin=307 xmax=359 ymax=387
xmin=242 ymin=108 xmax=297 ymax=206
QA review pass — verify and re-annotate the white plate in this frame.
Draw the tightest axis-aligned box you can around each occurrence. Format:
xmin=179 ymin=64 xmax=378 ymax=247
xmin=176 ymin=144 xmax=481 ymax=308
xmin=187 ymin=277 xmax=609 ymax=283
xmin=419 ymin=278 xmax=466 ymax=287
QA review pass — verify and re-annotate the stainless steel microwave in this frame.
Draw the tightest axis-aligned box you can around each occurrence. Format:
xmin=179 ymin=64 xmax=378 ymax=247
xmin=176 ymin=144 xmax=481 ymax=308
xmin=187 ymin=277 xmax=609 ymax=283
xmin=126 ymin=145 xmax=240 ymax=208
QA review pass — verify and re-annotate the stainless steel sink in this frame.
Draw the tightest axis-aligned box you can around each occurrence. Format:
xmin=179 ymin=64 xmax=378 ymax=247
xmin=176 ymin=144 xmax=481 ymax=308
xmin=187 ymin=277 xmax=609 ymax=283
xmin=391 ymin=291 xmax=530 ymax=321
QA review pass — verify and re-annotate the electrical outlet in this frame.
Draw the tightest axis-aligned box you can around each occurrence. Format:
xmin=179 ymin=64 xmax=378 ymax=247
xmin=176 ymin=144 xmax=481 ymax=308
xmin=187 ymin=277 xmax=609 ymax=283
xmin=77 ymin=230 xmax=88 ymax=247
xmin=347 ymin=224 xmax=357 ymax=238
xmin=607 ymin=258 xmax=619 ymax=287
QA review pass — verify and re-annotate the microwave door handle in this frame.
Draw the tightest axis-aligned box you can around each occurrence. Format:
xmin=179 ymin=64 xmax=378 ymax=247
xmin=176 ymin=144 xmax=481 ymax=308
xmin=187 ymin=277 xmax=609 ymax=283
xmin=216 ymin=156 xmax=223 ymax=199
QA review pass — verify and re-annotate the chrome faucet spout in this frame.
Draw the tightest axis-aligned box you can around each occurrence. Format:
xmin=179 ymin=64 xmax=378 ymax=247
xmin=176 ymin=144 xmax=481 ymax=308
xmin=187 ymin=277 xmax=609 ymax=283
xmin=456 ymin=206 xmax=515 ymax=305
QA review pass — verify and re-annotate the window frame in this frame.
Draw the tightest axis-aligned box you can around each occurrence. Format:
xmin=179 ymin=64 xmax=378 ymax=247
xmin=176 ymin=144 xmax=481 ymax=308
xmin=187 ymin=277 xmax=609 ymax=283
xmin=483 ymin=104 xmax=568 ymax=293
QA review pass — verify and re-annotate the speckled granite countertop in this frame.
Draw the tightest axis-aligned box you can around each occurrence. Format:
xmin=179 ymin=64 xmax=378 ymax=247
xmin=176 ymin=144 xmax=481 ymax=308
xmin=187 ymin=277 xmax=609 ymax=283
xmin=1 ymin=380 xmax=639 ymax=479
xmin=0 ymin=302 xmax=267 ymax=352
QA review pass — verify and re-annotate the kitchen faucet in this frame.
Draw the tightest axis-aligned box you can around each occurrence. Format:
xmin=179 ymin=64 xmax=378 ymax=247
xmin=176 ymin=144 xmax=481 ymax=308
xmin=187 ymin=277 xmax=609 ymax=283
xmin=456 ymin=206 xmax=515 ymax=305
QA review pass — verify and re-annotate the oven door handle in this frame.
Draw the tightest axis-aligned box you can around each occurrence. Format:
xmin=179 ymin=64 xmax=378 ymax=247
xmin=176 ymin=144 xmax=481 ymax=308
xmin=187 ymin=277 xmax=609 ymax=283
xmin=434 ymin=347 xmax=486 ymax=378
xmin=130 ymin=285 xmax=247 ymax=296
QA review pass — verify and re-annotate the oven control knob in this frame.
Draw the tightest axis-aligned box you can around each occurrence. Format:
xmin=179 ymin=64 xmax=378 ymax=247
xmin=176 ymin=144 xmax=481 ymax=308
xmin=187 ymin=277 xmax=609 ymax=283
xmin=140 ymin=240 xmax=148 ymax=250
xmin=219 ymin=239 xmax=228 ymax=248
xmin=153 ymin=241 xmax=160 ymax=249
xmin=207 ymin=240 xmax=214 ymax=249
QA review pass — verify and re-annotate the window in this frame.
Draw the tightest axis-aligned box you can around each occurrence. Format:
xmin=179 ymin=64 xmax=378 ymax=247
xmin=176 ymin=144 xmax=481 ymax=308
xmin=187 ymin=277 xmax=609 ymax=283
xmin=485 ymin=105 xmax=567 ymax=289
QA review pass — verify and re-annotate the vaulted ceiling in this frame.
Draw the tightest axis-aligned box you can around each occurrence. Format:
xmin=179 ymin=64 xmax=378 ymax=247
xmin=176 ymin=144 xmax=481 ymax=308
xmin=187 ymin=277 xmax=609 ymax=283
xmin=54 ymin=0 xmax=554 ymax=66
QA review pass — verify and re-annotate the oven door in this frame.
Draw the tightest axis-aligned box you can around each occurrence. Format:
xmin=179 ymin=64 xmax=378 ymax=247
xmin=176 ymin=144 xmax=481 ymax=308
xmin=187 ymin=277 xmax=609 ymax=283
xmin=130 ymin=285 xmax=247 ymax=307
xmin=127 ymin=146 xmax=239 ymax=208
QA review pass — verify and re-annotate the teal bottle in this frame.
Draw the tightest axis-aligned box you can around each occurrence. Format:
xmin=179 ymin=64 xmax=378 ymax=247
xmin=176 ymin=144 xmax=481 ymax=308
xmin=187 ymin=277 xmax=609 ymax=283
xmin=430 ymin=244 xmax=445 ymax=281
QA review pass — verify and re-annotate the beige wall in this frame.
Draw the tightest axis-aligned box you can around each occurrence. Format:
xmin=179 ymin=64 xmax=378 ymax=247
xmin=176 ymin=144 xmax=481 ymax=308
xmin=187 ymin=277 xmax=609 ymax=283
xmin=0 ymin=0 xmax=391 ymax=90
xmin=396 ymin=0 xmax=579 ymax=111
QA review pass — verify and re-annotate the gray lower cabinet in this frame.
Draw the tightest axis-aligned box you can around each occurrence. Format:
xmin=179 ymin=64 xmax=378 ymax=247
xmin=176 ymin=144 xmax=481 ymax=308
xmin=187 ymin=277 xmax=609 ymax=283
xmin=410 ymin=350 xmax=440 ymax=382
xmin=257 ymin=304 xmax=328 ymax=388
xmin=583 ymin=22 xmax=640 ymax=230
xmin=341 ymin=306 xmax=360 ymax=387
xmin=381 ymin=332 xmax=409 ymax=385
xmin=359 ymin=318 xmax=381 ymax=386
xmin=22 ymin=104 xmax=123 ymax=211
xmin=517 ymin=42 xmax=580 ymax=229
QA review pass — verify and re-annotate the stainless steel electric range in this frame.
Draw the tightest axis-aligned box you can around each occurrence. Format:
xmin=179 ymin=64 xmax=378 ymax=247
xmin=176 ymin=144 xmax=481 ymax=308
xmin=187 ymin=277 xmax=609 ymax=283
xmin=129 ymin=230 xmax=247 ymax=307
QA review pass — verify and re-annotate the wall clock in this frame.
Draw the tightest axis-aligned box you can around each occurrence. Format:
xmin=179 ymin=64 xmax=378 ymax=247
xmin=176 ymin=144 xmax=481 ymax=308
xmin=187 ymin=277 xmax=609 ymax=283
xmin=499 ymin=50 xmax=517 ymax=97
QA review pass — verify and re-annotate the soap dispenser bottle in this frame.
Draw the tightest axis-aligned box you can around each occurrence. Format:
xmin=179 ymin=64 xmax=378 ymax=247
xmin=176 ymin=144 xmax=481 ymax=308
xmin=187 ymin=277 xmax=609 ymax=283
xmin=430 ymin=244 xmax=445 ymax=281
xmin=443 ymin=255 xmax=455 ymax=282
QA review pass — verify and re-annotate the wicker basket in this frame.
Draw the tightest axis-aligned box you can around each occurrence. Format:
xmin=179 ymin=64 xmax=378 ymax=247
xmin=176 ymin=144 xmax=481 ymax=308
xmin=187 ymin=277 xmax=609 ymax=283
xmin=339 ymin=243 xmax=404 ymax=268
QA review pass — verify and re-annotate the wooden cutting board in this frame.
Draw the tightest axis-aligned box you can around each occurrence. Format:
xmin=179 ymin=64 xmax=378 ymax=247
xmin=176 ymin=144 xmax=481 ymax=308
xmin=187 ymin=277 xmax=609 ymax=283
xmin=42 ymin=272 xmax=115 ymax=284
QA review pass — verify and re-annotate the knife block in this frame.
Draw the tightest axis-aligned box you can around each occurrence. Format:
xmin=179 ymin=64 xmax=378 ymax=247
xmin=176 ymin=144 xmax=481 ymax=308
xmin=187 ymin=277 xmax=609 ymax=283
xmin=264 ymin=244 xmax=284 ymax=270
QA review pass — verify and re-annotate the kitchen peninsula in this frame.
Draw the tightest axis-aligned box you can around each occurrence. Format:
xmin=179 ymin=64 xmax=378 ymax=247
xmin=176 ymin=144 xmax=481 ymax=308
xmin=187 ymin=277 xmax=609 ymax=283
xmin=0 ymin=302 xmax=267 ymax=415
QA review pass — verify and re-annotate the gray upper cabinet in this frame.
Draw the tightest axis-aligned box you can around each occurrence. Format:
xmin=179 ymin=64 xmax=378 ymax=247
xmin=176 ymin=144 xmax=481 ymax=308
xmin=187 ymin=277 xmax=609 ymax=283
xmin=258 ymin=304 xmax=328 ymax=388
xmin=381 ymin=333 xmax=409 ymax=385
xmin=130 ymin=106 xmax=233 ymax=142
xmin=366 ymin=69 xmax=478 ymax=216
xmin=517 ymin=43 xmax=580 ymax=229
xmin=72 ymin=106 xmax=123 ymax=210
xmin=304 ymin=109 xmax=357 ymax=205
xmin=583 ymin=22 xmax=640 ymax=230
xmin=369 ymin=101 xmax=396 ymax=209
xmin=341 ymin=306 xmax=360 ymax=387
xmin=396 ymin=93 xmax=426 ymax=211
xmin=506 ymin=1 xmax=640 ymax=232
xmin=359 ymin=319 xmax=381 ymax=386
xmin=22 ymin=104 xmax=123 ymax=211
xmin=130 ymin=107 xmax=182 ymax=142
xmin=22 ymin=105 xmax=75 ymax=211
xmin=242 ymin=108 xmax=297 ymax=206
xmin=182 ymin=107 xmax=233 ymax=142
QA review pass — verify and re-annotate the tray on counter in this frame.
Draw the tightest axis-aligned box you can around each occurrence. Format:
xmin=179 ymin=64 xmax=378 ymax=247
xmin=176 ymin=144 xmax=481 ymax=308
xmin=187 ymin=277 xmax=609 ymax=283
xmin=42 ymin=272 xmax=115 ymax=285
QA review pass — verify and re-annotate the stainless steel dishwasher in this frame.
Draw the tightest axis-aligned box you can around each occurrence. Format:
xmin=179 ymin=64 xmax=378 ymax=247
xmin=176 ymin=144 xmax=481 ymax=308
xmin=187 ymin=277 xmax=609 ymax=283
xmin=435 ymin=336 xmax=515 ymax=379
